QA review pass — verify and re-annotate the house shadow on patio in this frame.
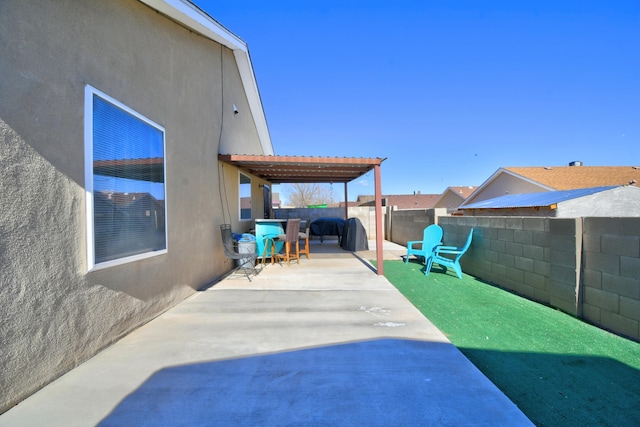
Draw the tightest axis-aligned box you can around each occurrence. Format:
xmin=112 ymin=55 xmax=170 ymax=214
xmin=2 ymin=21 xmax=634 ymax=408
xmin=98 ymin=339 xmax=533 ymax=426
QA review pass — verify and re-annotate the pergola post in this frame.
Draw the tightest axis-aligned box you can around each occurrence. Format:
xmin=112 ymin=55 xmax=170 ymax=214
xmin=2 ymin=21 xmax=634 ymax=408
xmin=344 ymin=182 xmax=348 ymax=220
xmin=374 ymin=164 xmax=384 ymax=275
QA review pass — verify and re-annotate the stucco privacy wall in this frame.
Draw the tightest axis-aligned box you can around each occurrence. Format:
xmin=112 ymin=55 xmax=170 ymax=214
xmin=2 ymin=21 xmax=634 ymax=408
xmin=0 ymin=0 xmax=266 ymax=412
xmin=390 ymin=211 xmax=639 ymax=342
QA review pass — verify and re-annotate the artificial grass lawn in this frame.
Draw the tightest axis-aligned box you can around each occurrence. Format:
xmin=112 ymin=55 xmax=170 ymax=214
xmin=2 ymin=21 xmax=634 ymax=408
xmin=382 ymin=260 xmax=640 ymax=427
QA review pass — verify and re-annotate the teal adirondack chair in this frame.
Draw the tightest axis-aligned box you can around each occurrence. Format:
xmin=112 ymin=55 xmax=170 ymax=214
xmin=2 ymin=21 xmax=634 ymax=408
xmin=432 ymin=228 xmax=474 ymax=279
xmin=405 ymin=224 xmax=443 ymax=276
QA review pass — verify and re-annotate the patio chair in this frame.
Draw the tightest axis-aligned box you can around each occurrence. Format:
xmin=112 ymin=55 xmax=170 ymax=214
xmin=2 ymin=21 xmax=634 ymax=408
xmin=405 ymin=224 xmax=443 ymax=276
xmin=298 ymin=219 xmax=311 ymax=259
xmin=432 ymin=228 xmax=474 ymax=279
xmin=275 ymin=218 xmax=301 ymax=265
xmin=220 ymin=224 xmax=258 ymax=280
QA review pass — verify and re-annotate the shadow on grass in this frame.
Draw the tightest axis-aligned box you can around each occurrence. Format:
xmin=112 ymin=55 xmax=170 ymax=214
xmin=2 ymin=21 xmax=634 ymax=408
xmin=99 ymin=339 xmax=532 ymax=426
xmin=381 ymin=259 xmax=640 ymax=427
xmin=458 ymin=348 xmax=640 ymax=427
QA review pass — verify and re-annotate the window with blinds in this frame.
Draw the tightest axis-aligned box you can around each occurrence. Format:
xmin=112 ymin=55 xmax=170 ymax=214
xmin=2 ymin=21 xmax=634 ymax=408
xmin=85 ymin=86 xmax=167 ymax=269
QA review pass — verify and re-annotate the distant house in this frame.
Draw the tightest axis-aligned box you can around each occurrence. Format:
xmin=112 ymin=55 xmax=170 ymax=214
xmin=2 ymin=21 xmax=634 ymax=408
xmin=357 ymin=193 xmax=439 ymax=209
xmin=272 ymin=192 xmax=282 ymax=209
xmin=433 ymin=186 xmax=477 ymax=211
xmin=460 ymin=186 xmax=640 ymax=217
xmin=462 ymin=164 xmax=640 ymax=207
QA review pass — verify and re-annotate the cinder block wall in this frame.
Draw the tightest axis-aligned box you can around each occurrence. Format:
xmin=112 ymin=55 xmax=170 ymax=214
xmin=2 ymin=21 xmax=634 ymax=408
xmin=438 ymin=216 xmax=559 ymax=307
xmin=394 ymin=211 xmax=640 ymax=342
xmin=582 ymin=218 xmax=640 ymax=341
xmin=389 ymin=209 xmax=445 ymax=246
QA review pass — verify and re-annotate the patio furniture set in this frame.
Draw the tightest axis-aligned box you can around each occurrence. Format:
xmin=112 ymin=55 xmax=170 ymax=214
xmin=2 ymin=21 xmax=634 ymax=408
xmin=405 ymin=225 xmax=474 ymax=279
xmin=220 ymin=218 xmax=312 ymax=281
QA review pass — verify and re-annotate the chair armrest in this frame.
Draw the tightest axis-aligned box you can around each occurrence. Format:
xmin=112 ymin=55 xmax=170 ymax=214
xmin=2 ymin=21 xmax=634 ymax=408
xmin=407 ymin=240 xmax=422 ymax=248
xmin=435 ymin=247 xmax=462 ymax=255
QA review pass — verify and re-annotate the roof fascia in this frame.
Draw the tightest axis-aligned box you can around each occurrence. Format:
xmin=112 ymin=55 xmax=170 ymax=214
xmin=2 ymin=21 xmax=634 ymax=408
xmin=460 ymin=168 xmax=554 ymax=207
xmin=139 ymin=0 xmax=274 ymax=155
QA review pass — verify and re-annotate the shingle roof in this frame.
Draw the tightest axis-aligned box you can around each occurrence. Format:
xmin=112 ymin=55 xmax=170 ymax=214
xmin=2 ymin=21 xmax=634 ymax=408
xmin=446 ymin=186 xmax=478 ymax=199
xmin=504 ymin=166 xmax=640 ymax=190
xmin=461 ymin=186 xmax=617 ymax=209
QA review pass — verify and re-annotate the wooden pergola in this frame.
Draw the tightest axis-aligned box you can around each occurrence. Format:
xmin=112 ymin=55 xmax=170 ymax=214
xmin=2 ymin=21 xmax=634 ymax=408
xmin=218 ymin=154 xmax=387 ymax=275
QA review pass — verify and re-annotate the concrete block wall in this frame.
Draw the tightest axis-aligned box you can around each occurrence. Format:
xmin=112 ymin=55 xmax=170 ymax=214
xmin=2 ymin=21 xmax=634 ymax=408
xmin=438 ymin=216 xmax=556 ymax=307
xmin=582 ymin=218 xmax=640 ymax=341
xmin=393 ymin=210 xmax=640 ymax=342
xmin=389 ymin=208 xmax=445 ymax=246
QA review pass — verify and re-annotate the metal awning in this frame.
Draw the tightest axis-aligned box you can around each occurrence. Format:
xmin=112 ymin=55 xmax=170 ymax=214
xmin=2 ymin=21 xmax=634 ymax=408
xmin=218 ymin=154 xmax=387 ymax=275
xmin=217 ymin=154 xmax=384 ymax=183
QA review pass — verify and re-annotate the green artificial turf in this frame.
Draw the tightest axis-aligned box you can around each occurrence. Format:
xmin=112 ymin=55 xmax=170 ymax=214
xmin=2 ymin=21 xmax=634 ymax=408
xmin=382 ymin=259 xmax=640 ymax=427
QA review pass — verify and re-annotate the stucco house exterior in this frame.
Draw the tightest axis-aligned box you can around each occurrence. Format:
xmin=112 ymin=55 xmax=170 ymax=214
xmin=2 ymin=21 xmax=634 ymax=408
xmin=462 ymin=165 xmax=640 ymax=207
xmin=459 ymin=186 xmax=640 ymax=217
xmin=1 ymin=0 xmax=275 ymax=412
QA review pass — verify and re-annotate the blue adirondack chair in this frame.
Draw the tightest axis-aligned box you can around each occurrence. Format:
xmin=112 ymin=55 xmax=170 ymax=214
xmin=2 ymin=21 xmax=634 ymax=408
xmin=432 ymin=228 xmax=474 ymax=279
xmin=405 ymin=224 xmax=443 ymax=276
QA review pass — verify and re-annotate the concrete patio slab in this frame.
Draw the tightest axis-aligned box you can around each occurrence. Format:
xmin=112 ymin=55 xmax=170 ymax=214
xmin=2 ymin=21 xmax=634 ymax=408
xmin=0 ymin=240 xmax=532 ymax=426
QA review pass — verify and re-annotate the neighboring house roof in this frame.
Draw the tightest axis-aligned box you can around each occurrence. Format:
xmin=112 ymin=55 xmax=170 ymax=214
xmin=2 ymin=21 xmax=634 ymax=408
xmin=460 ymin=185 xmax=640 ymax=217
xmin=140 ymin=0 xmax=273 ymax=155
xmin=357 ymin=194 xmax=440 ymax=209
xmin=94 ymin=158 xmax=164 ymax=183
xmin=433 ymin=186 xmax=477 ymax=209
xmin=448 ymin=186 xmax=478 ymax=198
xmin=462 ymin=165 xmax=640 ymax=207
xmin=504 ymin=166 xmax=640 ymax=190
xmin=462 ymin=186 xmax=616 ymax=209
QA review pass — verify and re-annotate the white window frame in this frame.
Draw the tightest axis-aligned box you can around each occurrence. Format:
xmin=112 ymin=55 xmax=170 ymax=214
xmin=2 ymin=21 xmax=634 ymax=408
xmin=84 ymin=85 xmax=168 ymax=271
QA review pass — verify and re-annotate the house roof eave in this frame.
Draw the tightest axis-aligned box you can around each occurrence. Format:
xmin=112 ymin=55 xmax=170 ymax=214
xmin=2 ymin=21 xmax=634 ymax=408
xmin=139 ymin=0 xmax=274 ymax=156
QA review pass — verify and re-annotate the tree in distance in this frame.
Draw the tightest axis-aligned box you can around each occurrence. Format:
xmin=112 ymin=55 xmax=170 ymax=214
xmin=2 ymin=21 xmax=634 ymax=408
xmin=283 ymin=183 xmax=337 ymax=207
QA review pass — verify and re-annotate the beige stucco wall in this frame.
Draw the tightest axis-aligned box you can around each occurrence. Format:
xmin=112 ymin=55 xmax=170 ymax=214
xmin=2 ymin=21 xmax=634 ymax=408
xmin=219 ymin=162 xmax=271 ymax=232
xmin=558 ymin=186 xmax=640 ymax=217
xmin=0 ymin=0 xmax=267 ymax=412
xmin=434 ymin=191 xmax=464 ymax=210
xmin=467 ymin=173 xmax=547 ymax=205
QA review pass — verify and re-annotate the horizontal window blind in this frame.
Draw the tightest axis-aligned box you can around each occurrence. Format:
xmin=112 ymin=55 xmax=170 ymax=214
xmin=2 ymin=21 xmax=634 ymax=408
xmin=91 ymin=93 xmax=166 ymax=265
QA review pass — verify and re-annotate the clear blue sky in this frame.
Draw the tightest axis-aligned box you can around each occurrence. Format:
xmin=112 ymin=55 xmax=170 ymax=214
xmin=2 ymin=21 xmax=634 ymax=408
xmin=196 ymin=0 xmax=639 ymax=199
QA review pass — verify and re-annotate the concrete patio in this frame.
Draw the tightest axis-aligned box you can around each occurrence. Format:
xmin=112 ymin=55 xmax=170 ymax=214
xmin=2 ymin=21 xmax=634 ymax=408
xmin=0 ymin=240 xmax=532 ymax=426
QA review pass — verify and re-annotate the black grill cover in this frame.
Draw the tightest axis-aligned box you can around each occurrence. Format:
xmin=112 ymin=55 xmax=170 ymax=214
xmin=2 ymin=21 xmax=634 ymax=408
xmin=341 ymin=218 xmax=369 ymax=251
